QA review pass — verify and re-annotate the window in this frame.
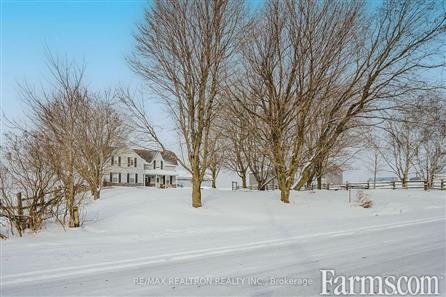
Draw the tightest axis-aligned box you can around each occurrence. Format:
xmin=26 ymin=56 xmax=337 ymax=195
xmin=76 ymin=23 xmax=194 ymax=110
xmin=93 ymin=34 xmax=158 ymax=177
xmin=109 ymin=172 xmax=113 ymax=182
xmin=161 ymin=160 xmax=164 ymax=170
xmin=134 ymin=158 xmax=137 ymax=167
xmin=153 ymin=160 xmax=156 ymax=169
xmin=118 ymin=156 xmax=121 ymax=167
xmin=111 ymin=156 xmax=114 ymax=166
xmin=118 ymin=173 xmax=121 ymax=183
xmin=135 ymin=174 xmax=138 ymax=184
xmin=127 ymin=157 xmax=131 ymax=167
xmin=127 ymin=173 xmax=130 ymax=183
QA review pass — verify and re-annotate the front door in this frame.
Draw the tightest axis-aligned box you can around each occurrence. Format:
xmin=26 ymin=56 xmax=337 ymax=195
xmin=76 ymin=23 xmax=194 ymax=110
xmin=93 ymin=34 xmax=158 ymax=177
xmin=145 ymin=175 xmax=149 ymax=186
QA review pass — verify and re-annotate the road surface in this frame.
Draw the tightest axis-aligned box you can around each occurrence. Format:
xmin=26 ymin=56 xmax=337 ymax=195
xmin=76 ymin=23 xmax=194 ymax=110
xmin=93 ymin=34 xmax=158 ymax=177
xmin=2 ymin=216 xmax=445 ymax=296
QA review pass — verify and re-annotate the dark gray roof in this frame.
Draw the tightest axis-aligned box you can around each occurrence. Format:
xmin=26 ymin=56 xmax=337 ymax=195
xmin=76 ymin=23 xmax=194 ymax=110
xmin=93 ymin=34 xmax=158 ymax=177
xmin=134 ymin=149 xmax=178 ymax=165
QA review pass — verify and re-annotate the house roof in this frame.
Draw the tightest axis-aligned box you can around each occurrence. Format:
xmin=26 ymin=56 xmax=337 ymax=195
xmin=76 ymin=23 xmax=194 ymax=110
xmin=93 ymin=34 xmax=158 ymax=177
xmin=160 ymin=150 xmax=178 ymax=165
xmin=134 ymin=149 xmax=178 ymax=165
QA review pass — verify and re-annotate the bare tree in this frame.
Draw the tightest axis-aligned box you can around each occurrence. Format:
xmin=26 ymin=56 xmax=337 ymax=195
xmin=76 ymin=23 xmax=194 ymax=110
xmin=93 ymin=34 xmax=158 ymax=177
xmin=242 ymin=134 xmax=273 ymax=191
xmin=234 ymin=0 xmax=444 ymax=203
xmin=22 ymin=56 xmax=88 ymax=227
xmin=218 ymin=92 xmax=250 ymax=188
xmin=206 ymin=127 xmax=226 ymax=188
xmin=235 ymin=0 xmax=362 ymax=202
xmin=293 ymin=0 xmax=446 ymax=191
xmin=301 ymin=109 xmax=362 ymax=190
xmin=380 ymin=106 xmax=422 ymax=187
xmin=364 ymin=131 xmax=385 ymax=189
xmin=224 ymin=138 xmax=249 ymax=189
xmin=412 ymin=93 xmax=446 ymax=187
xmin=376 ymin=92 xmax=445 ymax=188
xmin=129 ymin=0 xmax=246 ymax=207
xmin=75 ymin=94 xmax=128 ymax=200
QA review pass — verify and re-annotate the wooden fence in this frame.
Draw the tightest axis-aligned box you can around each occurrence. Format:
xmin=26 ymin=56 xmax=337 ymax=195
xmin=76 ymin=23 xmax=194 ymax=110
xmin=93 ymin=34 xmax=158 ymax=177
xmin=1 ymin=188 xmax=81 ymax=232
xmin=233 ymin=180 xmax=445 ymax=191
xmin=320 ymin=180 xmax=445 ymax=191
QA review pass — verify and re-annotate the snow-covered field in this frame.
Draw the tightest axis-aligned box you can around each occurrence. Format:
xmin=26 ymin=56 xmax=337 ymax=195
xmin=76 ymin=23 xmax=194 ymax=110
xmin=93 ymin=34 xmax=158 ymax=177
xmin=1 ymin=187 xmax=445 ymax=296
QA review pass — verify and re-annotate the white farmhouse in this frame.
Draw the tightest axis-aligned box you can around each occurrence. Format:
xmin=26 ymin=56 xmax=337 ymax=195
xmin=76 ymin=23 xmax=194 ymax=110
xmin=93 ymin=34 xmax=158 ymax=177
xmin=103 ymin=148 xmax=178 ymax=188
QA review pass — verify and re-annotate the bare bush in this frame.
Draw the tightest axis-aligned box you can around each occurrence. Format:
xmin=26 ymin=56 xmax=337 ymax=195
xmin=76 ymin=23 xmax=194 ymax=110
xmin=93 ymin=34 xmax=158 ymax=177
xmin=0 ymin=131 xmax=59 ymax=235
xmin=356 ymin=191 xmax=373 ymax=209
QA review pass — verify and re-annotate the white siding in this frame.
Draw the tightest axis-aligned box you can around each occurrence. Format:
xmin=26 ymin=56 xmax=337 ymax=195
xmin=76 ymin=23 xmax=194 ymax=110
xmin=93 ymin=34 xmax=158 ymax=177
xmin=103 ymin=149 xmax=145 ymax=184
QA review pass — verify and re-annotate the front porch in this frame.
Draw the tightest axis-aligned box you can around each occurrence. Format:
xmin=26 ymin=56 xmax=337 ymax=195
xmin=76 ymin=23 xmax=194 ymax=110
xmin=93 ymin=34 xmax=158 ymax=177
xmin=144 ymin=174 xmax=177 ymax=188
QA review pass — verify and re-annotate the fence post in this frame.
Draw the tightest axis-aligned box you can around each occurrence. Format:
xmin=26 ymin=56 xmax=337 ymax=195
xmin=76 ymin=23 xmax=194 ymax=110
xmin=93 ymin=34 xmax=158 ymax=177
xmin=367 ymin=181 xmax=370 ymax=190
xmin=327 ymin=183 xmax=330 ymax=190
xmin=346 ymin=181 xmax=349 ymax=191
xmin=424 ymin=181 xmax=428 ymax=191
xmin=392 ymin=181 xmax=396 ymax=190
xmin=441 ymin=179 xmax=445 ymax=190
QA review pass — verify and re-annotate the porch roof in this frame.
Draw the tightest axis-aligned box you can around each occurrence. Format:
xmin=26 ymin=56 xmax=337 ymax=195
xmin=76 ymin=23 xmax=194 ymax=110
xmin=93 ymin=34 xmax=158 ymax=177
xmin=144 ymin=169 xmax=178 ymax=176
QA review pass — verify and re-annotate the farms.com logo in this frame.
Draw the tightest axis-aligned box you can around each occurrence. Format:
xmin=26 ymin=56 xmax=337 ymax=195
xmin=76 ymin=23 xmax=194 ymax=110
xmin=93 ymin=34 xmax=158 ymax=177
xmin=320 ymin=269 xmax=442 ymax=296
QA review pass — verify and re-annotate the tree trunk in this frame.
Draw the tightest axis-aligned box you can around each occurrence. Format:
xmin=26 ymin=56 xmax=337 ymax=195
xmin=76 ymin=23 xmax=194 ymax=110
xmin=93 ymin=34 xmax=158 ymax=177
xmin=277 ymin=170 xmax=290 ymax=203
xmin=191 ymin=172 xmax=202 ymax=208
xmin=68 ymin=198 xmax=78 ymax=228
xmin=241 ymin=171 xmax=247 ymax=189
xmin=317 ymin=175 xmax=322 ymax=190
xmin=279 ymin=184 xmax=290 ymax=203
xmin=211 ymin=167 xmax=217 ymax=189
xmin=294 ymin=165 xmax=312 ymax=190
xmin=373 ymin=154 xmax=378 ymax=189
xmin=67 ymin=172 xmax=79 ymax=228
xmin=93 ymin=189 xmax=100 ymax=200
xmin=402 ymin=174 xmax=408 ymax=189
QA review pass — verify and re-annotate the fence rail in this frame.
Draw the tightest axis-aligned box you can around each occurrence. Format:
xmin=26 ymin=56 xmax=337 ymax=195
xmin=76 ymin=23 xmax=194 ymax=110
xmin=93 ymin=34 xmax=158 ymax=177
xmin=232 ymin=179 xmax=445 ymax=191
xmin=322 ymin=180 xmax=445 ymax=191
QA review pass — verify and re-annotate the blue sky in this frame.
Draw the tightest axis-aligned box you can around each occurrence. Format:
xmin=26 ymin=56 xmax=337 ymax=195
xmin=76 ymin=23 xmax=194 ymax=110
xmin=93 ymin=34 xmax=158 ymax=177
xmin=2 ymin=0 xmax=149 ymax=118
xmin=1 ymin=0 xmax=413 ymax=184
xmin=0 ymin=0 xmax=269 ymax=186
xmin=1 ymin=0 xmax=266 ymax=124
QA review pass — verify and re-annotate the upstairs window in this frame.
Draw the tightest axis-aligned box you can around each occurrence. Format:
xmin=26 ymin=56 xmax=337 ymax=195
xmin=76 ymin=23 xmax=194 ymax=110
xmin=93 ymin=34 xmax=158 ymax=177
xmin=153 ymin=160 xmax=156 ymax=169
xmin=134 ymin=158 xmax=137 ymax=167
xmin=111 ymin=156 xmax=114 ymax=166
xmin=127 ymin=157 xmax=131 ymax=167
xmin=161 ymin=160 xmax=164 ymax=170
xmin=118 ymin=156 xmax=121 ymax=167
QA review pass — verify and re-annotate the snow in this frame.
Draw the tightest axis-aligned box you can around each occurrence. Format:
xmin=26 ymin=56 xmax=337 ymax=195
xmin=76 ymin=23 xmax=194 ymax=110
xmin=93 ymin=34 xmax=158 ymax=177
xmin=1 ymin=187 xmax=445 ymax=296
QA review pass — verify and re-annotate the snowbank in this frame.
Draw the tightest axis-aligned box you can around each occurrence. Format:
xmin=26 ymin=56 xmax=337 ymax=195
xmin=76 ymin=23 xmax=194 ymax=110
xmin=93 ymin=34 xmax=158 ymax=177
xmin=2 ymin=187 xmax=445 ymax=278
